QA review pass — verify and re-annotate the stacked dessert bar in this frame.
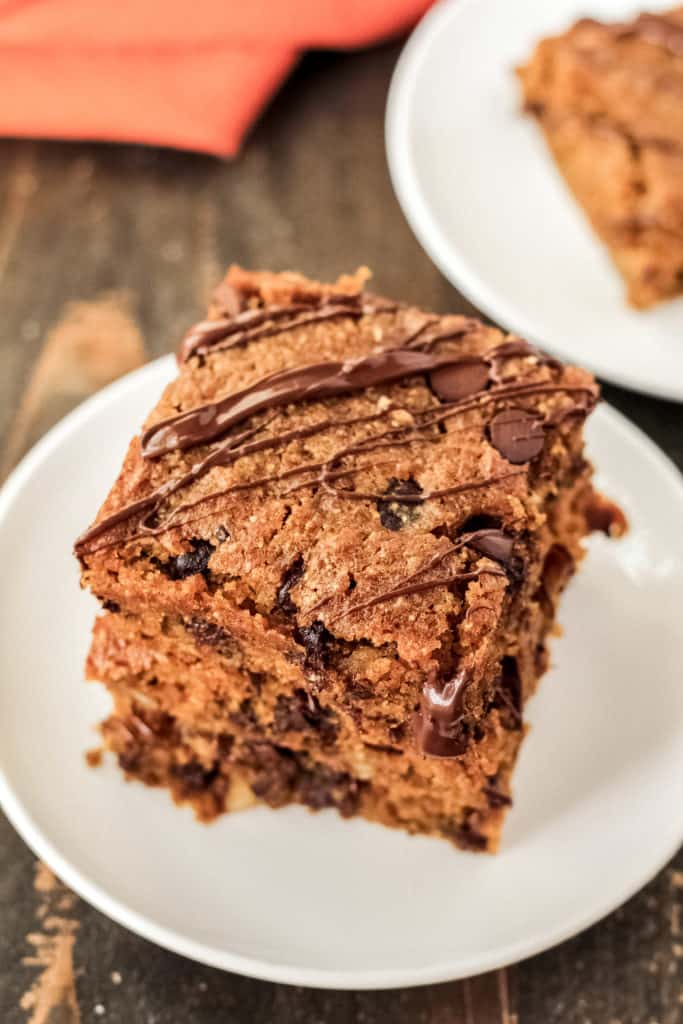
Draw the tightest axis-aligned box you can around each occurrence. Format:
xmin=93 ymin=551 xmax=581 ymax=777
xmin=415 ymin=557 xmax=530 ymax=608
xmin=518 ymin=6 xmax=683 ymax=308
xmin=76 ymin=266 xmax=621 ymax=852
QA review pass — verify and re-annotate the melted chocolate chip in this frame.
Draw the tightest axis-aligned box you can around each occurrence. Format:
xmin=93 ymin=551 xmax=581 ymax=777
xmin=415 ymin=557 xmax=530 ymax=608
xmin=100 ymin=598 xmax=120 ymax=613
xmin=429 ymin=358 xmax=489 ymax=401
xmin=377 ymin=477 xmax=423 ymax=531
xmin=157 ymin=539 xmax=215 ymax=580
xmin=185 ymin=618 xmax=233 ymax=648
xmin=294 ymin=620 xmax=333 ymax=669
xmin=489 ymin=408 xmax=545 ymax=464
xmin=415 ymin=670 xmax=471 ymax=758
xmin=276 ymin=557 xmax=305 ymax=615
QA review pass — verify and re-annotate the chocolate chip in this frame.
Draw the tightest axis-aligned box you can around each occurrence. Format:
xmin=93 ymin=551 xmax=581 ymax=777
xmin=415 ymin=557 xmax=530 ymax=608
xmin=186 ymin=617 xmax=233 ymax=648
xmin=377 ymin=477 xmax=423 ymax=531
xmin=452 ymin=824 xmax=488 ymax=852
xmin=273 ymin=694 xmax=309 ymax=734
xmin=429 ymin=358 xmax=489 ymax=402
xmin=336 ymin=781 xmax=362 ymax=818
xmin=248 ymin=743 xmax=298 ymax=806
xmin=130 ymin=709 xmax=175 ymax=739
xmin=100 ymin=598 xmax=120 ymax=613
xmin=216 ymin=733 xmax=234 ymax=758
xmin=294 ymin=620 xmax=333 ymax=669
xmin=297 ymin=766 xmax=361 ymax=817
xmin=158 ymin=539 xmax=215 ymax=580
xmin=467 ymin=529 xmax=515 ymax=567
xmin=489 ymin=408 xmax=545 ymax=463
xmin=483 ymin=779 xmax=513 ymax=808
xmin=297 ymin=769 xmax=338 ymax=810
xmin=171 ymin=761 xmax=218 ymax=795
xmin=247 ymin=671 xmax=265 ymax=695
xmin=525 ymin=100 xmax=545 ymax=117
xmin=467 ymin=527 xmax=525 ymax=583
xmin=273 ymin=690 xmax=338 ymax=746
xmin=534 ymin=643 xmax=549 ymax=675
xmin=388 ymin=722 xmax=406 ymax=744
xmin=276 ymin=557 xmax=304 ymax=615
xmin=494 ymin=655 xmax=523 ymax=729
xmin=118 ymin=750 xmax=141 ymax=774
xmin=444 ymin=811 xmax=489 ymax=851
xmin=230 ymin=698 xmax=258 ymax=729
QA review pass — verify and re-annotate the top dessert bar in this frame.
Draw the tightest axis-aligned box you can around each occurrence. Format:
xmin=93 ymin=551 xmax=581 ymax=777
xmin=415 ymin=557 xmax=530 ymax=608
xmin=76 ymin=266 xmax=603 ymax=759
xmin=518 ymin=7 xmax=683 ymax=308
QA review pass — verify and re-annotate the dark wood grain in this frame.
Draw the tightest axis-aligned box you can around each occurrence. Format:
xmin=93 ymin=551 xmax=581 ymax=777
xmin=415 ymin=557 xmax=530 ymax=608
xmin=0 ymin=42 xmax=681 ymax=1024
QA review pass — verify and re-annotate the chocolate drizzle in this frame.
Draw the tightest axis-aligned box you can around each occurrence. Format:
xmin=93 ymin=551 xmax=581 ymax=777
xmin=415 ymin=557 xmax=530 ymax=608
xmin=324 ymin=527 xmax=515 ymax=623
xmin=178 ymin=291 xmax=402 ymax=363
xmin=75 ymin=286 xmax=598 ymax=559
xmin=76 ymin=376 xmax=595 ymax=557
xmin=180 ymin=300 xmax=359 ymax=363
xmin=142 ymin=348 xmax=495 ymax=459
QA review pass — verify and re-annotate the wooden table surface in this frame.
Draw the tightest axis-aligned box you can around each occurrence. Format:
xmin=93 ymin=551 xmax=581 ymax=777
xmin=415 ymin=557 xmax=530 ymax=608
xmin=1 ymin=43 xmax=681 ymax=1024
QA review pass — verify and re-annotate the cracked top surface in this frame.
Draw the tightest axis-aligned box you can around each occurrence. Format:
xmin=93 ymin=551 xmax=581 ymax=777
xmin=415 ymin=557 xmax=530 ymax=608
xmin=77 ymin=267 xmax=597 ymax=673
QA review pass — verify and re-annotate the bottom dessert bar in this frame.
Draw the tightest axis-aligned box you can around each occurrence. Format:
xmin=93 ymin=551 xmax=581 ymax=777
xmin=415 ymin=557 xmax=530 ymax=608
xmin=87 ymin=609 xmax=531 ymax=852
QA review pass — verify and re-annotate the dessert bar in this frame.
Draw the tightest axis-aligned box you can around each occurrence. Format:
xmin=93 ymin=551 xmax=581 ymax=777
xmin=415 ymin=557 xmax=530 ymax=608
xmin=76 ymin=266 xmax=621 ymax=851
xmin=518 ymin=8 xmax=683 ymax=308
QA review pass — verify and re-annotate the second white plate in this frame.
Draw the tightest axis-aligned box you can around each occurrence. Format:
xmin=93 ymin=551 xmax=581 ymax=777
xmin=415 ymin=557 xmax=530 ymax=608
xmin=386 ymin=0 xmax=683 ymax=402
xmin=0 ymin=357 xmax=682 ymax=988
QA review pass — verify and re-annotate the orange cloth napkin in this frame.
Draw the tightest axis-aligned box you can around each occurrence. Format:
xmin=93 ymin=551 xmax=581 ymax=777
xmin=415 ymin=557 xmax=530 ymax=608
xmin=0 ymin=0 xmax=432 ymax=156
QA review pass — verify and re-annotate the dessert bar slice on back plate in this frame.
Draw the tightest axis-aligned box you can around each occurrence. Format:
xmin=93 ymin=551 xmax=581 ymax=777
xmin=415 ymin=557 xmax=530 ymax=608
xmin=518 ymin=7 xmax=683 ymax=308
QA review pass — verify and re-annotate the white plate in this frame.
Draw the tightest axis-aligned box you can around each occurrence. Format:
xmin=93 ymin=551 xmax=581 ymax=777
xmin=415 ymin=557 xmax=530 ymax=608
xmin=1 ymin=357 xmax=682 ymax=990
xmin=386 ymin=0 xmax=683 ymax=403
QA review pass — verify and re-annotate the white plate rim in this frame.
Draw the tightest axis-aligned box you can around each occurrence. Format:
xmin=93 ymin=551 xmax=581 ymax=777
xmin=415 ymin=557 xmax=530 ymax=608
xmin=385 ymin=0 xmax=683 ymax=404
xmin=0 ymin=355 xmax=682 ymax=990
